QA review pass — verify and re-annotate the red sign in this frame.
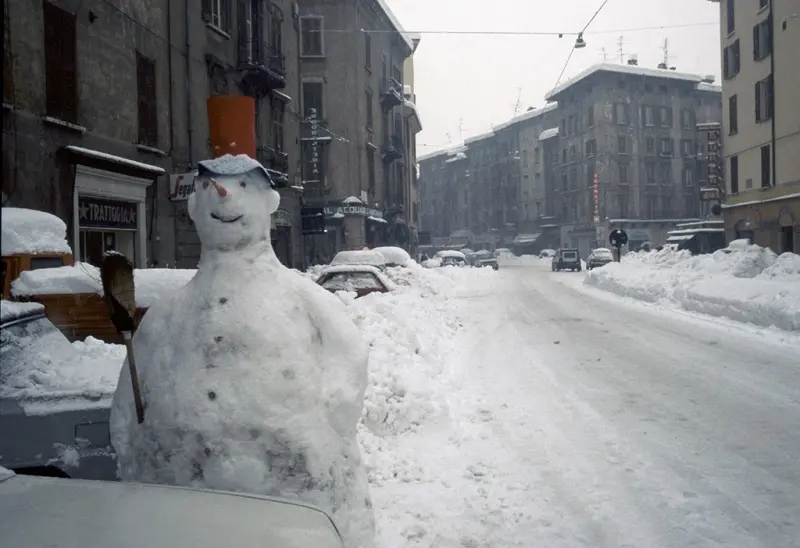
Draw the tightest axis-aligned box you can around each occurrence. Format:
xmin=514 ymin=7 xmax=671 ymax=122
xmin=593 ymin=172 xmax=600 ymax=223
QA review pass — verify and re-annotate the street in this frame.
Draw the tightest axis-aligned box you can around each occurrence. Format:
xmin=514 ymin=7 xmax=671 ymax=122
xmin=373 ymin=261 xmax=800 ymax=548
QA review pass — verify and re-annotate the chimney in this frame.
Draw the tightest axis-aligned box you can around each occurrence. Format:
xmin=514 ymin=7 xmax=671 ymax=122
xmin=627 ymin=55 xmax=639 ymax=66
xmin=701 ymin=74 xmax=716 ymax=84
xmin=657 ymin=62 xmax=667 ymax=69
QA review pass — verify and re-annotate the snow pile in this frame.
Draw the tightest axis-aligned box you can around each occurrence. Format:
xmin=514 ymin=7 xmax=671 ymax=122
xmin=1 ymin=207 xmax=72 ymax=255
xmin=10 ymin=263 xmax=196 ymax=307
xmin=585 ymin=245 xmax=800 ymax=331
xmin=0 ymin=300 xmax=125 ymax=401
xmin=500 ymin=253 xmax=545 ymax=266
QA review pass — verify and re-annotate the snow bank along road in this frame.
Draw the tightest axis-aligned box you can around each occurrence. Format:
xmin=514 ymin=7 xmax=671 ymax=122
xmin=373 ymin=261 xmax=800 ymax=548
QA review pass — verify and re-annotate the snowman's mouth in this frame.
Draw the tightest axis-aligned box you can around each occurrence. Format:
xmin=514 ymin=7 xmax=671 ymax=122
xmin=210 ymin=213 xmax=243 ymax=223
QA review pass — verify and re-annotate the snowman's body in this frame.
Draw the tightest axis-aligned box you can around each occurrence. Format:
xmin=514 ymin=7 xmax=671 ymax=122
xmin=110 ymin=155 xmax=374 ymax=547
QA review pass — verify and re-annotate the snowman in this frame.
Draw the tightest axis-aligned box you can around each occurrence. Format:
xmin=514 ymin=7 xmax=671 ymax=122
xmin=110 ymin=154 xmax=375 ymax=547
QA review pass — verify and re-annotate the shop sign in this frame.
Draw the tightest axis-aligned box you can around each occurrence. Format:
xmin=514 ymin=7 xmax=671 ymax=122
xmin=593 ymin=172 xmax=600 ymax=223
xmin=168 ymin=171 xmax=198 ymax=201
xmin=309 ymin=108 xmax=320 ymax=179
xmin=324 ymin=205 xmax=383 ymax=219
xmin=79 ymin=196 xmax=137 ymax=230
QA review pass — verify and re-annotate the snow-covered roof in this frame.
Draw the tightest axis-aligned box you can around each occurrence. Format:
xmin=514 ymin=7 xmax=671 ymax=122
xmin=538 ymin=127 xmax=559 ymax=141
xmin=372 ymin=0 xmax=414 ymax=52
xmin=435 ymin=250 xmax=466 ymax=259
xmin=445 ymin=152 xmax=467 ymax=163
xmin=464 ymin=130 xmax=496 ymax=146
xmin=64 ymin=146 xmax=165 ymax=175
xmin=403 ymin=99 xmax=422 ymax=131
xmin=513 ymin=233 xmax=540 ymax=245
xmin=10 ymin=263 xmax=196 ymax=308
xmin=695 ymin=82 xmax=722 ymax=93
xmin=342 ymin=196 xmax=363 ymax=204
xmin=418 ymin=144 xmax=467 ymax=163
xmin=545 ymin=63 xmax=712 ymax=100
xmin=492 ymin=102 xmax=559 ymax=132
xmin=0 ymin=300 xmax=45 ymax=324
xmin=1 ymin=207 xmax=73 ymax=256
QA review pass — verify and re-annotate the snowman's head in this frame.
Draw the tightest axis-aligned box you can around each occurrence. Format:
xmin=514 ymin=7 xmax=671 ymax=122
xmin=188 ymin=155 xmax=280 ymax=251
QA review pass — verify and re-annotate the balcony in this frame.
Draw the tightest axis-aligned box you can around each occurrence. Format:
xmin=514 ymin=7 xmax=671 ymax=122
xmin=380 ymin=78 xmax=403 ymax=110
xmin=256 ymin=145 xmax=289 ymax=180
xmin=382 ymin=134 xmax=404 ymax=163
xmin=237 ymin=39 xmax=287 ymax=93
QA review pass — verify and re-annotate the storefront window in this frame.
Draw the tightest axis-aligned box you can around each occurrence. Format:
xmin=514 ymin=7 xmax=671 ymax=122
xmin=79 ymin=230 xmax=136 ymax=267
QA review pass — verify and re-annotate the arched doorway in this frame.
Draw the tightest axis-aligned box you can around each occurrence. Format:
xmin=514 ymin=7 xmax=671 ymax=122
xmin=778 ymin=207 xmax=795 ymax=253
xmin=271 ymin=209 xmax=292 ymax=267
xmin=734 ymin=218 xmax=755 ymax=243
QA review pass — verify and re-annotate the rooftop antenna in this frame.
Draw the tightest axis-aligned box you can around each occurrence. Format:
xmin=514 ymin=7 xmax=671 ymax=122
xmin=599 ymin=47 xmax=608 ymax=62
xmin=445 ymin=132 xmax=452 ymax=144
xmin=658 ymin=38 xmax=669 ymax=69
xmin=617 ymin=36 xmax=625 ymax=63
xmin=512 ymin=88 xmax=522 ymax=116
xmin=457 ymin=118 xmax=464 ymax=141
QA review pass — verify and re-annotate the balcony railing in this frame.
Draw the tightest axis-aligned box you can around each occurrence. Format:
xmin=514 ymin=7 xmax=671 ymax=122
xmin=379 ymin=79 xmax=403 ymax=109
xmin=256 ymin=145 xmax=289 ymax=176
xmin=237 ymin=39 xmax=287 ymax=91
xmin=381 ymin=134 xmax=404 ymax=163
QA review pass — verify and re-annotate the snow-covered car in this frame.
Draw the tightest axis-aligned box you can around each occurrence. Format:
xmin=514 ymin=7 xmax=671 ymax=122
xmin=0 ymin=301 xmax=119 ymax=480
xmin=0 ymin=469 xmax=345 ymax=548
xmin=587 ymin=248 xmax=614 ymax=270
xmin=552 ymin=248 xmax=581 ymax=272
xmin=372 ymin=246 xmax=412 ymax=267
xmin=434 ymin=250 xmax=468 ymax=267
xmin=316 ymin=265 xmax=394 ymax=298
xmin=539 ymin=249 xmax=556 ymax=258
xmin=329 ymin=249 xmax=387 ymax=271
xmin=474 ymin=250 xmax=499 ymax=270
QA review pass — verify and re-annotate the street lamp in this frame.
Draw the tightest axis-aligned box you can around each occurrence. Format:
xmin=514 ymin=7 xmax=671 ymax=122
xmin=574 ymin=33 xmax=587 ymax=49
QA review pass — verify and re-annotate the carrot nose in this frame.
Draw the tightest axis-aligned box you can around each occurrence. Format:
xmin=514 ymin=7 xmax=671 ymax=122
xmin=210 ymin=178 xmax=228 ymax=197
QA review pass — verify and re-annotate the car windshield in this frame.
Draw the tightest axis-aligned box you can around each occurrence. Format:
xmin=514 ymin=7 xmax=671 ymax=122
xmin=593 ymin=249 xmax=612 ymax=257
xmin=441 ymin=257 xmax=465 ymax=266
xmin=562 ymin=251 xmax=578 ymax=259
xmin=320 ymin=272 xmax=383 ymax=292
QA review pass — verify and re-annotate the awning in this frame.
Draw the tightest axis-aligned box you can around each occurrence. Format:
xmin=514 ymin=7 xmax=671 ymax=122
xmin=64 ymin=145 xmax=165 ymax=175
xmin=666 ymin=234 xmax=693 ymax=242
xmin=367 ymin=215 xmax=387 ymax=223
xmin=513 ymin=233 xmax=541 ymax=245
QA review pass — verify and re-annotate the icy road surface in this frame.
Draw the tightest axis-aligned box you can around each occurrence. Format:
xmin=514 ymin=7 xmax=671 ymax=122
xmin=373 ymin=261 xmax=800 ymax=548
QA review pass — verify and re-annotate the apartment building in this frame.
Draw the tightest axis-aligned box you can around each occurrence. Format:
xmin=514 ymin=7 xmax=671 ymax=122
xmin=711 ymin=0 xmax=799 ymax=253
xmin=2 ymin=0 xmax=170 ymax=268
xmin=544 ymin=62 xmax=723 ymax=255
xmin=296 ymin=0 xmax=415 ymax=261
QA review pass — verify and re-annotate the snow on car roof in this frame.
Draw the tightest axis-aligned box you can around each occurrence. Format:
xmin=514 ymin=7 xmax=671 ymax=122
xmin=0 ymin=300 xmax=45 ymax=324
xmin=10 ymin=263 xmax=196 ymax=308
xmin=330 ymin=250 xmax=386 ymax=267
xmin=373 ymin=246 xmax=411 ymax=266
xmin=435 ymin=250 xmax=466 ymax=259
xmin=1 ymin=208 xmax=73 ymax=256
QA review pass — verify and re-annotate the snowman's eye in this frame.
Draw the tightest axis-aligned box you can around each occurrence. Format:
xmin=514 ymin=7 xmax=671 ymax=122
xmin=240 ymin=180 xmax=247 ymax=188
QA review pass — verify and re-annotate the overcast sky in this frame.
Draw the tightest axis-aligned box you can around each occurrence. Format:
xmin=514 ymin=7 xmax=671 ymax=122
xmin=386 ymin=0 xmax=722 ymax=154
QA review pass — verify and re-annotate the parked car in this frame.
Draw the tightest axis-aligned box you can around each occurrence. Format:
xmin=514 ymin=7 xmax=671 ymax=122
xmin=329 ymin=249 xmax=387 ymax=272
xmin=316 ymin=265 xmax=394 ymax=298
xmin=434 ymin=250 xmax=468 ymax=267
xmin=539 ymin=249 xmax=556 ymax=258
xmin=0 ymin=300 xmax=118 ymax=480
xmin=372 ymin=246 xmax=411 ymax=267
xmin=587 ymin=248 xmax=614 ymax=270
xmin=474 ymin=250 xmax=499 ymax=270
xmin=0 ymin=469 xmax=345 ymax=548
xmin=551 ymin=248 xmax=582 ymax=272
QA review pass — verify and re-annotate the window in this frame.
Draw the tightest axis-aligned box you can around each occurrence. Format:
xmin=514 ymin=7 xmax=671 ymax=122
xmin=758 ymin=0 xmax=769 ymax=10
xmin=660 ymin=138 xmax=673 ymax=156
xmin=730 ymin=155 xmax=739 ymax=193
xmin=681 ymin=139 xmax=694 ymax=157
xmin=271 ymin=100 xmax=285 ymax=152
xmin=619 ymin=192 xmax=629 ymax=218
xmin=755 ymin=75 xmax=773 ymax=122
xmin=682 ymin=167 xmax=693 ymax=186
xmin=680 ymin=108 xmax=693 ymax=129
xmin=43 ymin=1 xmax=77 ymax=123
xmin=587 ymin=105 xmax=595 ymax=127
xmin=585 ymin=139 xmax=597 ymax=157
xmin=646 ymin=163 xmax=656 ymax=184
xmin=659 ymin=106 xmax=672 ymax=128
xmin=300 ymin=16 xmax=323 ymax=56
xmin=367 ymin=148 xmax=376 ymax=195
xmin=569 ymin=166 xmax=577 ymax=189
xmin=365 ymin=88 xmax=373 ymax=130
xmin=570 ymin=145 xmax=576 ymax=161
xmin=302 ymin=81 xmax=324 ymax=120
xmin=645 ymin=136 xmax=655 ymax=155
xmin=568 ymin=115 xmax=577 ymax=135
xmin=761 ymin=145 xmax=771 ymax=187
xmin=365 ymin=32 xmax=371 ymax=70
xmin=753 ymin=19 xmax=772 ymax=61
xmin=618 ymin=135 xmax=628 ymax=154
xmin=723 ymin=40 xmax=740 ymax=79
xmin=726 ymin=0 xmax=735 ymax=34
xmin=618 ymin=163 xmax=628 ymax=184
xmin=136 ymin=52 xmax=157 ymax=148
xmin=659 ymin=163 xmax=672 ymax=184
xmin=561 ymin=149 xmax=567 ymax=164
xmin=614 ymin=103 xmax=628 ymax=125
xmin=559 ymin=118 xmax=566 ymax=135
xmin=560 ymin=172 xmax=567 ymax=191
xmin=729 ymin=94 xmax=738 ymax=133
xmin=270 ymin=4 xmax=284 ymax=55
xmin=642 ymin=105 xmax=654 ymax=127
xmin=203 ymin=0 xmax=231 ymax=31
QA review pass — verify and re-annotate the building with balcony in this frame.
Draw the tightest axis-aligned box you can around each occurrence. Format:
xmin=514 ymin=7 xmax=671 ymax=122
xmin=2 ymin=0 xmax=170 ymax=268
xmin=296 ymin=0 xmax=415 ymax=261
xmin=709 ymin=0 xmax=799 ymax=253
xmin=543 ymin=61 xmax=723 ymax=256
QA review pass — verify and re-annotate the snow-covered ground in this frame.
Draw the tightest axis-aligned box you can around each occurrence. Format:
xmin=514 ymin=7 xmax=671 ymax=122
xmin=584 ymin=245 xmax=800 ymax=331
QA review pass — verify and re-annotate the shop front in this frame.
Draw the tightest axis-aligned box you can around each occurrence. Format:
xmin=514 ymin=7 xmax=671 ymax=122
xmin=723 ymin=194 xmax=800 ymax=253
xmin=323 ymin=202 xmax=386 ymax=253
xmin=73 ymin=165 xmax=155 ymax=268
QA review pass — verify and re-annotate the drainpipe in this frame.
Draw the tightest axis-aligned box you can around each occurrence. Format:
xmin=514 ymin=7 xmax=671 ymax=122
xmin=185 ymin=0 xmax=194 ymax=165
xmin=769 ymin=3 xmax=776 ymax=189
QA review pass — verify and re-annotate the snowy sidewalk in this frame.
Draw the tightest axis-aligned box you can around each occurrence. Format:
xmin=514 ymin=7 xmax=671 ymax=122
xmin=584 ymin=245 xmax=800 ymax=332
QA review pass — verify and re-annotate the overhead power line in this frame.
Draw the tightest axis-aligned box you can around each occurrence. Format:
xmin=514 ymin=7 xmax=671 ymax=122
xmin=552 ymin=0 xmax=614 ymax=90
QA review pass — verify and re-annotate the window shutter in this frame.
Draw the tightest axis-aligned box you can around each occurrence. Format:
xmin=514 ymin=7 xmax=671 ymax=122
xmin=43 ymin=3 xmax=78 ymax=123
xmin=201 ymin=0 xmax=211 ymax=21
xmin=754 ymin=81 xmax=761 ymax=122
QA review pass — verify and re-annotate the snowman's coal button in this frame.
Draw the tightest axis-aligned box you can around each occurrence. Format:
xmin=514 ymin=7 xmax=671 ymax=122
xmin=214 ymin=336 xmax=223 ymax=343
xmin=219 ymin=297 xmax=228 ymax=304
xmin=207 ymin=390 xmax=217 ymax=400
